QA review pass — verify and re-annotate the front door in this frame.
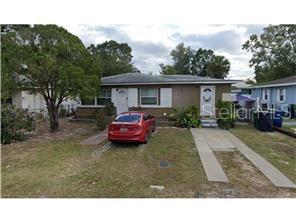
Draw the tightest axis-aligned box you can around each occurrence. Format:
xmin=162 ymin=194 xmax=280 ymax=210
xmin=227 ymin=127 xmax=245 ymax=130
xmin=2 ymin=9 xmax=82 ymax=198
xmin=116 ymin=88 xmax=128 ymax=114
xmin=200 ymin=85 xmax=215 ymax=117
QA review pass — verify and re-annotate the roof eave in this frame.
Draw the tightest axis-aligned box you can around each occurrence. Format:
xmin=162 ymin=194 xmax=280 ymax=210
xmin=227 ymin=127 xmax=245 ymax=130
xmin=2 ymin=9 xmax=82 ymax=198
xmin=101 ymin=81 xmax=238 ymax=86
xmin=251 ymin=82 xmax=296 ymax=88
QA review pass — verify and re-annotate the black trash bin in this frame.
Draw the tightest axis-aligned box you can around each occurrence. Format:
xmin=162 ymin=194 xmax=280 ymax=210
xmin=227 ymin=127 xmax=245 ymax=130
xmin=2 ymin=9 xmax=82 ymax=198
xmin=253 ymin=112 xmax=259 ymax=129
xmin=258 ymin=111 xmax=274 ymax=132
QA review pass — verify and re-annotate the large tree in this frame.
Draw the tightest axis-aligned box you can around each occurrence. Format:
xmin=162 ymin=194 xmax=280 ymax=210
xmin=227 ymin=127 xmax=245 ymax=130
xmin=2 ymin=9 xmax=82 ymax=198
xmin=190 ymin=48 xmax=215 ymax=77
xmin=243 ymin=24 xmax=296 ymax=83
xmin=159 ymin=63 xmax=177 ymax=75
xmin=206 ymin=55 xmax=230 ymax=79
xmin=170 ymin=43 xmax=193 ymax=74
xmin=160 ymin=43 xmax=230 ymax=78
xmin=1 ymin=25 xmax=101 ymax=131
xmin=1 ymin=25 xmax=30 ymax=100
xmin=88 ymin=40 xmax=137 ymax=76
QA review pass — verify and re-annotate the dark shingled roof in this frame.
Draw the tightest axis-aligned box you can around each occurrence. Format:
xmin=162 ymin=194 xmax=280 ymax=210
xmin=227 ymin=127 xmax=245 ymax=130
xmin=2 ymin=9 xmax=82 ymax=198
xmin=256 ymin=75 xmax=296 ymax=87
xmin=101 ymin=72 xmax=237 ymax=85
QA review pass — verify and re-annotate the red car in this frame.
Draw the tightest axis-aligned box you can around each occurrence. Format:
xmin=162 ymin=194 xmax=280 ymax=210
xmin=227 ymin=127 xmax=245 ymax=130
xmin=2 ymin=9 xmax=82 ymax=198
xmin=108 ymin=111 xmax=156 ymax=143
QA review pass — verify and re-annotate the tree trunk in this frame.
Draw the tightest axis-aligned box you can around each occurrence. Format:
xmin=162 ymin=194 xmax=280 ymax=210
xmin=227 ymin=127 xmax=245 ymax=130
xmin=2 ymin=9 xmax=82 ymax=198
xmin=47 ymin=103 xmax=59 ymax=132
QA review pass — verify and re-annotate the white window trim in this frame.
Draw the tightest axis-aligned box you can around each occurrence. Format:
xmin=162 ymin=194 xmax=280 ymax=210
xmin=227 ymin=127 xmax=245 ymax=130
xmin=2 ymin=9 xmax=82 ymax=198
xmin=140 ymin=88 xmax=159 ymax=106
xmin=97 ymin=89 xmax=112 ymax=105
xmin=77 ymin=105 xmax=105 ymax=108
xmin=80 ymin=89 xmax=112 ymax=107
xmin=277 ymin=88 xmax=286 ymax=102
xmin=262 ymin=89 xmax=270 ymax=101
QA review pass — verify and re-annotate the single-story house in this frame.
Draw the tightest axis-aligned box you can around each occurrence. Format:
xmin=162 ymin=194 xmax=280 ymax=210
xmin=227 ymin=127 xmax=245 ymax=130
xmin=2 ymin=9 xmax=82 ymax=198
xmin=77 ymin=72 xmax=237 ymax=118
xmin=11 ymin=90 xmax=80 ymax=115
xmin=251 ymin=75 xmax=296 ymax=115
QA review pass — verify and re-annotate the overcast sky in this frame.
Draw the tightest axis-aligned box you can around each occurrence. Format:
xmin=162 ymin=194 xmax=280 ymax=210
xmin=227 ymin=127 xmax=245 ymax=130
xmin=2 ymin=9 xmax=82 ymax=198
xmin=63 ymin=24 xmax=265 ymax=80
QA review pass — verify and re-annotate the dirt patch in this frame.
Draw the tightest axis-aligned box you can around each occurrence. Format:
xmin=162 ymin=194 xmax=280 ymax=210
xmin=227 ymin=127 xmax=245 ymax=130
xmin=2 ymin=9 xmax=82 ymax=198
xmin=201 ymin=152 xmax=296 ymax=198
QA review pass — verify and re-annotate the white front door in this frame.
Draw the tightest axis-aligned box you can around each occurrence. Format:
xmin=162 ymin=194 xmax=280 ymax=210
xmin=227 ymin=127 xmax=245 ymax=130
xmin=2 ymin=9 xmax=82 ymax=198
xmin=200 ymin=85 xmax=215 ymax=117
xmin=116 ymin=88 xmax=128 ymax=114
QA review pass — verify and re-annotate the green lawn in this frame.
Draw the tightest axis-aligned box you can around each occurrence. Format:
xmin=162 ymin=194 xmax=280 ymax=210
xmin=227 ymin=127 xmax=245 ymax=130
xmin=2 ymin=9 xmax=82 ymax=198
xmin=230 ymin=125 xmax=296 ymax=183
xmin=1 ymin=128 xmax=207 ymax=198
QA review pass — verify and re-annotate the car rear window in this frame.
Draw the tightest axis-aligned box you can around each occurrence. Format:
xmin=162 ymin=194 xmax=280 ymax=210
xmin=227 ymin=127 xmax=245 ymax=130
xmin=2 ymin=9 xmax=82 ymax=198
xmin=115 ymin=114 xmax=142 ymax=123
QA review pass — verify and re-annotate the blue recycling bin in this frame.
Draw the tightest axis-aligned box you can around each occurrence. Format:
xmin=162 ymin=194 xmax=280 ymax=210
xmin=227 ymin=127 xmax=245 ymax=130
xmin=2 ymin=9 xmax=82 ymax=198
xmin=273 ymin=111 xmax=283 ymax=128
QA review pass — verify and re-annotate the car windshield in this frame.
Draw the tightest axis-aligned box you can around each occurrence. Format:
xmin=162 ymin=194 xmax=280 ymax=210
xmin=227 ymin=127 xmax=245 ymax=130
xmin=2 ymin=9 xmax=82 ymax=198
xmin=115 ymin=114 xmax=142 ymax=123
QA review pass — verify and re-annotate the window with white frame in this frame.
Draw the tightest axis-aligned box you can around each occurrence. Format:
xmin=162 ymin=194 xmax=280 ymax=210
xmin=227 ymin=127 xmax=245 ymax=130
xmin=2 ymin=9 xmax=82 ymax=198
xmin=81 ymin=97 xmax=95 ymax=105
xmin=263 ymin=89 xmax=269 ymax=101
xmin=81 ymin=89 xmax=112 ymax=106
xmin=97 ymin=89 xmax=112 ymax=105
xmin=140 ymin=88 xmax=158 ymax=105
xmin=278 ymin=88 xmax=285 ymax=102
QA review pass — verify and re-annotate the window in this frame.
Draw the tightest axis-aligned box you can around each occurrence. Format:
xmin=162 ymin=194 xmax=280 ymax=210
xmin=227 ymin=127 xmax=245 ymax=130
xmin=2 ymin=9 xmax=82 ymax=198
xmin=140 ymin=88 xmax=158 ymax=105
xmin=81 ymin=98 xmax=95 ymax=105
xmin=278 ymin=88 xmax=285 ymax=102
xmin=263 ymin=89 xmax=269 ymax=101
xmin=97 ymin=89 xmax=112 ymax=105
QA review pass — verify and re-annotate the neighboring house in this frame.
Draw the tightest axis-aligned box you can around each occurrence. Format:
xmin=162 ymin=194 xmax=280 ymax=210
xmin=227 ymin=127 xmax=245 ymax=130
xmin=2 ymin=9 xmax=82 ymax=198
xmin=231 ymin=81 xmax=255 ymax=107
xmin=12 ymin=90 xmax=80 ymax=115
xmin=251 ymin=75 xmax=296 ymax=113
xmin=76 ymin=72 xmax=237 ymax=118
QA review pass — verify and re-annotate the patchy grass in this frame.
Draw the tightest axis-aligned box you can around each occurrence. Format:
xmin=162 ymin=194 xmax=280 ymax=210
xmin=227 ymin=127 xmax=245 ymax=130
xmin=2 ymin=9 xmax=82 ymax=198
xmin=1 ymin=128 xmax=207 ymax=198
xmin=230 ymin=125 xmax=296 ymax=183
xmin=2 ymin=121 xmax=296 ymax=198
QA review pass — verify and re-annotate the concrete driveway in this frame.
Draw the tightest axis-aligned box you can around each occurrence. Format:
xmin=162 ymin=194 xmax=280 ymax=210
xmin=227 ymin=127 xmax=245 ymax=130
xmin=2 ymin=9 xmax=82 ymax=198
xmin=191 ymin=128 xmax=296 ymax=188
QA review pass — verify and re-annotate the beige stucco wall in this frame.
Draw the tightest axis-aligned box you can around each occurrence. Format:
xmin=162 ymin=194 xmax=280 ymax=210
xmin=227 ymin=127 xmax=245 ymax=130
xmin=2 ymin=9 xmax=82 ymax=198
xmin=77 ymin=84 xmax=232 ymax=118
xmin=172 ymin=83 xmax=231 ymax=108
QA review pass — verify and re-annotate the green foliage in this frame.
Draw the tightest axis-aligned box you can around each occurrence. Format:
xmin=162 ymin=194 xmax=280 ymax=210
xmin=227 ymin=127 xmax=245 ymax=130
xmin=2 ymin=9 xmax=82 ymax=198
xmin=206 ymin=55 xmax=230 ymax=79
xmin=2 ymin=25 xmax=101 ymax=131
xmin=95 ymin=110 xmax=109 ymax=131
xmin=243 ymin=25 xmax=296 ymax=83
xmin=104 ymin=102 xmax=116 ymax=116
xmin=160 ymin=43 xmax=230 ymax=78
xmin=88 ymin=40 xmax=138 ymax=76
xmin=170 ymin=43 xmax=193 ymax=74
xmin=159 ymin=63 xmax=177 ymax=75
xmin=1 ymin=105 xmax=35 ymax=144
xmin=216 ymin=100 xmax=235 ymax=129
xmin=190 ymin=48 xmax=214 ymax=76
xmin=95 ymin=103 xmax=116 ymax=130
xmin=1 ymin=25 xmax=29 ymax=100
xmin=170 ymin=105 xmax=200 ymax=128
xmin=59 ymin=105 xmax=67 ymax=118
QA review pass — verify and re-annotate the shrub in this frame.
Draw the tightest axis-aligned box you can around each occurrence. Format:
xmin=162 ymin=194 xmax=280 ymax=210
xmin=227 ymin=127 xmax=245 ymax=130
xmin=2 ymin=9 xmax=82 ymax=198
xmin=95 ymin=110 xmax=110 ymax=131
xmin=169 ymin=107 xmax=186 ymax=123
xmin=1 ymin=105 xmax=35 ymax=144
xmin=170 ymin=105 xmax=200 ymax=128
xmin=59 ymin=105 xmax=67 ymax=118
xmin=217 ymin=100 xmax=235 ymax=129
xmin=104 ymin=102 xmax=116 ymax=116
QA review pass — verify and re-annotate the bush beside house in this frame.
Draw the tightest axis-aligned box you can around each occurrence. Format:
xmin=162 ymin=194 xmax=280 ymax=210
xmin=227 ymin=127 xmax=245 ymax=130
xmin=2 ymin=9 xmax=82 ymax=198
xmin=1 ymin=105 xmax=35 ymax=144
xmin=169 ymin=105 xmax=201 ymax=128
xmin=95 ymin=102 xmax=116 ymax=130
xmin=216 ymin=100 xmax=235 ymax=129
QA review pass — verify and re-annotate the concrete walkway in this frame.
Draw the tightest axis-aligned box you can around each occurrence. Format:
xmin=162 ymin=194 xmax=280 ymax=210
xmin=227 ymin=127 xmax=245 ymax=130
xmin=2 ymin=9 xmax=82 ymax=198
xmin=80 ymin=130 xmax=108 ymax=145
xmin=198 ymin=128 xmax=236 ymax=152
xmin=191 ymin=127 xmax=296 ymax=188
xmin=190 ymin=128 xmax=229 ymax=182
